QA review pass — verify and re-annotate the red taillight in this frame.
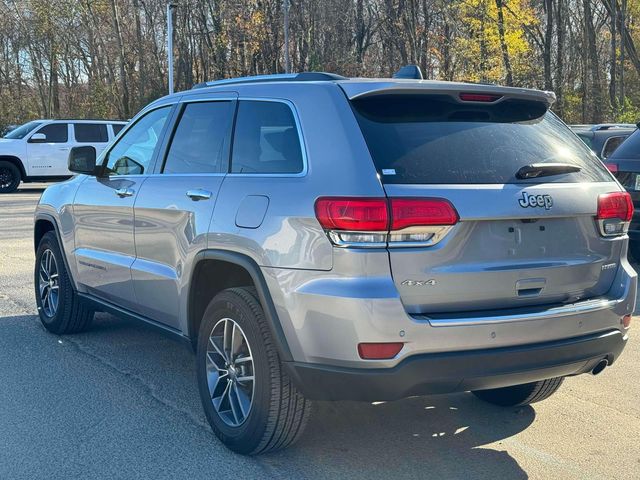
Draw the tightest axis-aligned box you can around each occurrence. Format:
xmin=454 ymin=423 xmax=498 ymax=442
xmin=358 ymin=342 xmax=404 ymax=360
xmin=459 ymin=92 xmax=502 ymax=102
xmin=314 ymin=197 xmax=389 ymax=231
xmin=622 ymin=314 xmax=632 ymax=329
xmin=315 ymin=196 xmax=459 ymax=246
xmin=597 ymin=192 xmax=633 ymax=222
xmin=605 ymin=163 xmax=618 ymax=173
xmin=390 ymin=198 xmax=459 ymax=230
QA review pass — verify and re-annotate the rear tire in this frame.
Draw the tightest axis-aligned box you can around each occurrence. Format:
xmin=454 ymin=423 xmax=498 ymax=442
xmin=196 ymin=287 xmax=311 ymax=455
xmin=0 ymin=160 xmax=21 ymax=193
xmin=35 ymin=231 xmax=94 ymax=334
xmin=472 ymin=377 xmax=564 ymax=407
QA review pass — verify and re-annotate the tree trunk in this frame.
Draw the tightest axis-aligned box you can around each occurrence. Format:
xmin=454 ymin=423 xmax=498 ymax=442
xmin=495 ymin=0 xmax=514 ymax=85
xmin=110 ymin=0 xmax=130 ymax=118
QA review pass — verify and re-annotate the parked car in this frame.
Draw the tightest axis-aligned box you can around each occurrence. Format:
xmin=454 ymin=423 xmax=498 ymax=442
xmin=570 ymin=123 xmax=636 ymax=159
xmin=34 ymin=68 xmax=635 ymax=455
xmin=0 ymin=119 xmax=127 ymax=193
xmin=601 ymin=129 xmax=640 ymax=259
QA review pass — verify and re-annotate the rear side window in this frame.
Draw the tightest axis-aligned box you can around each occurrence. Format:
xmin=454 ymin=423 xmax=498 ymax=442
xmin=32 ymin=123 xmax=68 ymax=143
xmin=231 ymin=101 xmax=303 ymax=174
xmin=352 ymin=95 xmax=611 ymax=184
xmin=601 ymin=135 xmax=628 ymax=159
xmin=74 ymin=123 xmax=108 ymax=143
xmin=163 ymin=101 xmax=234 ymax=174
xmin=112 ymin=123 xmax=125 ymax=136
xmin=609 ymin=130 xmax=640 ymax=159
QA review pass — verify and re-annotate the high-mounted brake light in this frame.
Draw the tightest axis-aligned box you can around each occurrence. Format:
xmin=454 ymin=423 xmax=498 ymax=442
xmin=315 ymin=196 xmax=459 ymax=247
xmin=459 ymin=92 xmax=502 ymax=102
xmin=596 ymin=192 xmax=633 ymax=236
xmin=604 ymin=163 xmax=618 ymax=173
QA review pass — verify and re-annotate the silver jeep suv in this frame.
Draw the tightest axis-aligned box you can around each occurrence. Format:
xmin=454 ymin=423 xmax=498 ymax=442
xmin=34 ymin=70 xmax=636 ymax=454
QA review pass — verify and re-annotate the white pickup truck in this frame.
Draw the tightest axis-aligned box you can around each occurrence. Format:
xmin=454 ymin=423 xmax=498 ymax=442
xmin=0 ymin=119 xmax=127 ymax=193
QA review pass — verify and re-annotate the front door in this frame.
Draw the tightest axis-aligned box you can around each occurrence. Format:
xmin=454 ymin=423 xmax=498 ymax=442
xmin=26 ymin=123 xmax=72 ymax=176
xmin=73 ymin=106 xmax=174 ymax=310
xmin=131 ymin=97 xmax=236 ymax=329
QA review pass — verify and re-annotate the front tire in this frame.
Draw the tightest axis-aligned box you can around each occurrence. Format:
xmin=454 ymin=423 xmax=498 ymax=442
xmin=472 ymin=377 xmax=564 ymax=407
xmin=0 ymin=160 xmax=21 ymax=193
xmin=196 ymin=287 xmax=311 ymax=455
xmin=35 ymin=231 xmax=94 ymax=334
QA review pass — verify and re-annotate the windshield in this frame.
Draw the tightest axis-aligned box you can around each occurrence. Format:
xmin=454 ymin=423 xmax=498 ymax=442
xmin=351 ymin=94 xmax=611 ymax=184
xmin=4 ymin=121 xmax=43 ymax=139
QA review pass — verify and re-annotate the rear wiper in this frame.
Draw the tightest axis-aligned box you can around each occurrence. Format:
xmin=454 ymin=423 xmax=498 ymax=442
xmin=515 ymin=163 xmax=581 ymax=179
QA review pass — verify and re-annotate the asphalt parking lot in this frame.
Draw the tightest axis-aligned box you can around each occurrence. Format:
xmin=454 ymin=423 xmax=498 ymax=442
xmin=0 ymin=185 xmax=639 ymax=479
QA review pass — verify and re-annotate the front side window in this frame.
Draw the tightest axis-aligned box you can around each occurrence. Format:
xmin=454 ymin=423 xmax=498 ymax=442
xmin=103 ymin=106 xmax=171 ymax=176
xmin=74 ymin=123 xmax=108 ymax=143
xmin=231 ymin=101 xmax=303 ymax=174
xmin=31 ymin=123 xmax=68 ymax=143
xmin=163 ymin=101 xmax=234 ymax=174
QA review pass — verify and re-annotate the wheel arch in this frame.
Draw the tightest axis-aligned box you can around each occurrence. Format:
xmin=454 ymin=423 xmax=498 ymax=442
xmin=188 ymin=250 xmax=293 ymax=362
xmin=34 ymin=213 xmax=77 ymax=290
xmin=0 ymin=155 xmax=26 ymax=179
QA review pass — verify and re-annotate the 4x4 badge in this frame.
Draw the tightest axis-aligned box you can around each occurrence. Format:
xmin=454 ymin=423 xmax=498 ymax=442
xmin=518 ymin=192 xmax=553 ymax=210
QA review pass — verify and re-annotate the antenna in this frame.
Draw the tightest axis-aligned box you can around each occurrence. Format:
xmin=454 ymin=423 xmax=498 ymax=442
xmin=392 ymin=65 xmax=423 ymax=80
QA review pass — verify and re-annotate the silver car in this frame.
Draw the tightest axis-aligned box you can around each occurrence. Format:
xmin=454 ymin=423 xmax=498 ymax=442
xmin=33 ymin=69 xmax=636 ymax=455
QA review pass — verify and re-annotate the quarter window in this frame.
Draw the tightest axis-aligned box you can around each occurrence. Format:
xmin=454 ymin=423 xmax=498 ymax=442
xmin=163 ymin=101 xmax=234 ymax=174
xmin=103 ymin=106 xmax=171 ymax=176
xmin=32 ymin=123 xmax=68 ymax=143
xmin=231 ymin=101 xmax=303 ymax=174
xmin=112 ymin=123 xmax=125 ymax=136
xmin=74 ymin=123 xmax=108 ymax=143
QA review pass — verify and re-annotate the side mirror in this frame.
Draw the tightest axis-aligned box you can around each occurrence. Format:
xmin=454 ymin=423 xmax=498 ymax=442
xmin=68 ymin=146 xmax=97 ymax=175
xmin=29 ymin=133 xmax=47 ymax=143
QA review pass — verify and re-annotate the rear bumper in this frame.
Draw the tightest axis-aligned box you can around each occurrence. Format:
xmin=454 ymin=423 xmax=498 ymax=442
xmin=285 ymin=329 xmax=627 ymax=401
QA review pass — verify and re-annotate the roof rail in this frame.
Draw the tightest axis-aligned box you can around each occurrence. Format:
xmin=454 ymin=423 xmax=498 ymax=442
xmin=192 ymin=71 xmax=347 ymax=89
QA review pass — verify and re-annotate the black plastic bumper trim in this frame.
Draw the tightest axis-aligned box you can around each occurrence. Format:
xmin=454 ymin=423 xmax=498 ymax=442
xmin=284 ymin=329 xmax=627 ymax=401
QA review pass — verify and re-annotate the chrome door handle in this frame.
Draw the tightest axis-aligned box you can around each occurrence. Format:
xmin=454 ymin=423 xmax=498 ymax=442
xmin=115 ymin=187 xmax=135 ymax=198
xmin=186 ymin=189 xmax=212 ymax=201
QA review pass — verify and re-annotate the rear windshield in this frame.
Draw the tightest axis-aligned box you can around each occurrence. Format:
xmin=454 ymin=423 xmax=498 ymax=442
xmin=351 ymin=94 xmax=611 ymax=184
xmin=609 ymin=129 xmax=640 ymax=160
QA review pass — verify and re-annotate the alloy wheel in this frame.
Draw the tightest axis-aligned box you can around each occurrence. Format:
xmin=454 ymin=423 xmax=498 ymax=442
xmin=38 ymin=249 xmax=59 ymax=317
xmin=206 ymin=318 xmax=255 ymax=427
xmin=0 ymin=166 xmax=14 ymax=189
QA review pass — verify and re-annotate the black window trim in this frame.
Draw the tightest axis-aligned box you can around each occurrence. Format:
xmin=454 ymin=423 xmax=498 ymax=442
xmin=159 ymin=97 xmax=238 ymax=176
xmin=98 ymin=103 xmax=176 ymax=178
xmin=227 ymin=97 xmax=308 ymax=178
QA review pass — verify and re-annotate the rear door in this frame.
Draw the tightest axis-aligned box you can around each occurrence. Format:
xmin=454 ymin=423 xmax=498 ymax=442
xmin=350 ymin=92 xmax=622 ymax=315
xmin=131 ymin=95 xmax=236 ymax=329
xmin=73 ymin=122 xmax=111 ymax=158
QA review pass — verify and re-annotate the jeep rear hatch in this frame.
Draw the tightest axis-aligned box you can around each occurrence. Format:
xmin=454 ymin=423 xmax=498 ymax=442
xmin=346 ymin=89 xmax=626 ymax=315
